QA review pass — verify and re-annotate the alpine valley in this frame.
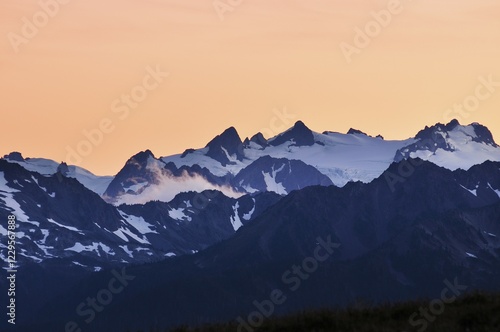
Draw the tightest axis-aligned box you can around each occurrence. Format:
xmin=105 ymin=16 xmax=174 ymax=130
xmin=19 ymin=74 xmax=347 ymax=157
xmin=1 ymin=119 xmax=500 ymax=331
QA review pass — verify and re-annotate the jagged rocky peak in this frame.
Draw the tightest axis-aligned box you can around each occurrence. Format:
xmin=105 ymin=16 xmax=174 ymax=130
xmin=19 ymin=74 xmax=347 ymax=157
xmin=206 ymin=127 xmax=242 ymax=149
xmin=347 ymin=128 xmax=383 ymax=139
xmin=205 ymin=126 xmax=244 ymax=165
xmin=394 ymin=119 xmax=499 ymax=163
xmin=470 ymin=122 xmax=498 ymax=146
xmin=446 ymin=118 xmax=461 ymax=129
xmin=415 ymin=119 xmax=460 ymax=140
xmin=347 ymin=128 xmax=368 ymax=136
xmin=103 ymin=149 xmax=160 ymax=200
xmin=269 ymin=120 xmax=315 ymax=147
xmin=127 ymin=149 xmax=156 ymax=165
xmin=415 ymin=119 xmax=497 ymax=146
xmin=57 ymin=162 xmax=69 ymax=176
xmin=3 ymin=151 xmax=24 ymax=162
xmin=250 ymin=132 xmax=267 ymax=147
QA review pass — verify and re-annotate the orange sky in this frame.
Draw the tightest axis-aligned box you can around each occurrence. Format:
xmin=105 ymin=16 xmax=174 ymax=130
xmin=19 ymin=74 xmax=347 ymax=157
xmin=1 ymin=0 xmax=499 ymax=175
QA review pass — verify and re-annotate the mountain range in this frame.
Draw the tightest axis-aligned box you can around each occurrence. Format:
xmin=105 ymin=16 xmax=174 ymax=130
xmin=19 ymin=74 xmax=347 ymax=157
xmin=1 ymin=119 xmax=500 ymax=331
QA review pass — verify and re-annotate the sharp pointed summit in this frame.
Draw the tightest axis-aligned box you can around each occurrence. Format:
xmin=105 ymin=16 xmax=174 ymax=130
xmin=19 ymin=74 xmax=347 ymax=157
xmin=269 ymin=120 xmax=315 ymax=147
xmin=205 ymin=126 xmax=244 ymax=165
xmin=103 ymin=149 xmax=162 ymax=201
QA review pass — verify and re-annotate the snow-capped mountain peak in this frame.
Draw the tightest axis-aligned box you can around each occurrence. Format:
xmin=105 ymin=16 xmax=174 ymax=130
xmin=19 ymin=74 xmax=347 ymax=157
xmin=394 ymin=119 xmax=500 ymax=169
xmin=2 ymin=152 xmax=113 ymax=195
xmin=414 ymin=119 xmax=497 ymax=146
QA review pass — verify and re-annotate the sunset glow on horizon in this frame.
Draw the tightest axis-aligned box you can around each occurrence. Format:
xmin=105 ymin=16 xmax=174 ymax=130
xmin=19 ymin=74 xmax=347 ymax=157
xmin=1 ymin=0 xmax=499 ymax=175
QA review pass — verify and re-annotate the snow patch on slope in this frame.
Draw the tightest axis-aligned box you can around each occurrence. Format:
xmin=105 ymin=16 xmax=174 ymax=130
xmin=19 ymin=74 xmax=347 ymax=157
xmin=262 ymin=164 xmax=287 ymax=195
xmin=119 ymin=211 xmax=158 ymax=234
xmin=459 ymin=185 xmax=478 ymax=197
xmin=230 ymin=202 xmax=243 ymax=231
xmin=119 ymin=245 xmax=134 ymax=257
xmin=47 ymin=218 xmax=84 ymax=234
xmin=0 ymin=171 xmax=35 ymax=225
xmin=0 ymin=224 xmax=7 ymax=236
xmin=113 ymin=227 xmax=150 ymax=244
xmin=168 ymin=208 xmax=192 ymax=222
xmin=465 ymin=252 xmax=478 ymax=258
xmin=66 ymin=242 xmax=114 ymax=255
xmin=487 ymin=183 xmax=500 ymax=198
xmin=242 ymin=198 xmax=256 ymax=221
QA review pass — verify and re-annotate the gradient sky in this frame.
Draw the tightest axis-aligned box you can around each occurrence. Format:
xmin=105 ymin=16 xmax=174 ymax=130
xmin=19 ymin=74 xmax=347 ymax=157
xmin=1 ymin=0 xmax=499 ymax=175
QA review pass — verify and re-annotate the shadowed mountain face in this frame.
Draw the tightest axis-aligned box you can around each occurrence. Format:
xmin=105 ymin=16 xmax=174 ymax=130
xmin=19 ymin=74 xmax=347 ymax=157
xmin=233 ymin=156 xmax=333 ymax=194
xmin=205 ymin=126 xmax=245 ymax=165
xmin=0 ymin=160 xmax=282 ymax=270
xmin=268 ymin=120 xmax=315 ymax=147
xmin=7 ymin=159 xmax=500 ymax=332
